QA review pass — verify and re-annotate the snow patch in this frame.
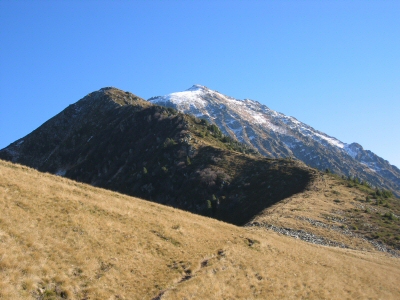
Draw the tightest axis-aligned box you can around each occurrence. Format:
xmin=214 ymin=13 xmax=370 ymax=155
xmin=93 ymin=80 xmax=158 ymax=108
xmin=313 ymin=132 xmax=345 ymax=148
xmin=284 ymin=141 xmax=296 ymax=149
xmin=344 ymin=145 xmax=358 ymax=159
xmin=151 ymin=87 xmax=209 ymax=109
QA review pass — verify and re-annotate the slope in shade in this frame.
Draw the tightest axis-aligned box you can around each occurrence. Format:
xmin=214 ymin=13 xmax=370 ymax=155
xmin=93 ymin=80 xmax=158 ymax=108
xmin=149 ymin=85 xmax=400 ymax=196
xmin=0 ymin=87 xmax=317 ymax=225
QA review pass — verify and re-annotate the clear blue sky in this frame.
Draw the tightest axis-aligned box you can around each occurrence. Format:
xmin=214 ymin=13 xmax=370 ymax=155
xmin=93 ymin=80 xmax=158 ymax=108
xmin=1 ymin=0 xmax=399 ymax=167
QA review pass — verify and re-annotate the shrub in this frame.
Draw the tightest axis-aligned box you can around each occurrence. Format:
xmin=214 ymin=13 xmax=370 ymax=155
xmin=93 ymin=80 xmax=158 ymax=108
xmin=163 ymin=138 xmax=177 ymax=148
xmin=383 ymin=212 xmax=395 ymax=220
xmin=382 ymin=189 xmax=393 ymax=198
xmin=200 ymin=119 xmax=209 ymax=126
xmin=197 ymin=168 xmax=218 ymax=187
xmin=207 ymin=200 xmax=212 ymax=209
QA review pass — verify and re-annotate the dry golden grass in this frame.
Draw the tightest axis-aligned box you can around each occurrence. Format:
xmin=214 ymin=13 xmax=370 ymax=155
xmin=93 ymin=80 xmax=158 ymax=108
xmin=252 ymin=172 xmax=400 ymax=252
xmin=1 ymin=160 xmax=399 ymax=299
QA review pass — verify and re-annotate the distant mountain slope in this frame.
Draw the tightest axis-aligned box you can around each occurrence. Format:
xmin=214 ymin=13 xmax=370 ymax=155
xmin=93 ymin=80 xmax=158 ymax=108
xmin=149 ymin=85 xmax=400 ymax=196
xmin=0 ymin=87 xmax=316 ymax=225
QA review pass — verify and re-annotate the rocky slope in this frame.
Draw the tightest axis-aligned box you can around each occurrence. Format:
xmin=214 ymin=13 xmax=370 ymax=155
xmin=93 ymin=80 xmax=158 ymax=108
xmin=149 ymin=85 xmax=400 ymax=196
xmin=0 ymin=87 xmax=317 ymax=225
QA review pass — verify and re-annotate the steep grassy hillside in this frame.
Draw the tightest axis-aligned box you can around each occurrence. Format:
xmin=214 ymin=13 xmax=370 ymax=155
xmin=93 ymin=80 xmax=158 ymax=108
xmin=1 ymin=160 xmax=400 ymax=299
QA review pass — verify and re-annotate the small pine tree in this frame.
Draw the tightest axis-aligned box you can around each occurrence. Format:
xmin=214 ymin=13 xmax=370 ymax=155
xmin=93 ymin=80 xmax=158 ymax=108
xmin=211 ymin=195 xmax=218 ymax=215
xmin=207 ymin=200 xmax=212 ymax=209
xmin=206 ymin=200 xmax=212 ymax=216
xmin=382 ymin=189 xmax=393 ymax=198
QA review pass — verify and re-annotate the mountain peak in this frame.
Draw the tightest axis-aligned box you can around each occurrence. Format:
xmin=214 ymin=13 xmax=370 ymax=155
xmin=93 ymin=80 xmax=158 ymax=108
xmin=148 ymin=86 xmax=400 ymax=196
xmin=186 ymin=84 xmax=209 ymax=92
xmin=98 ymin=86 xmax=118 ymax=92
xmin=84 ymin=87 xmax=150 ymax=108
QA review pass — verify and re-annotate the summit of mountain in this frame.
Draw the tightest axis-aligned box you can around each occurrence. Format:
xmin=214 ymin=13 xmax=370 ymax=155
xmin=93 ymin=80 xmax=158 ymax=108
xmin=149 ymin=85 xmax=400 ymax=197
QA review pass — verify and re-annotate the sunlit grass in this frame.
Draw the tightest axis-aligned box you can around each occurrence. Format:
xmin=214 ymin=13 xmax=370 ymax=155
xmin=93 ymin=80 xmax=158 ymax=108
xmin=1 ymin=160 xmax=399 ymax=299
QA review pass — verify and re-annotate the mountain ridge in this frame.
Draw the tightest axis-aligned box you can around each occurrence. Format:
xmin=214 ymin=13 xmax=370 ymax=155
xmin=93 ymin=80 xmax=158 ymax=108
xmin=149 ymin=85 xmax=400 ymax=196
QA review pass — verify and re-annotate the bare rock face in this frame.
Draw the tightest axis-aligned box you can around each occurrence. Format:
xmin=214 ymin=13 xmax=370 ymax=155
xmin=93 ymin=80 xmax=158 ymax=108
xmin=149 ymin=85 xmax=400 ymax=196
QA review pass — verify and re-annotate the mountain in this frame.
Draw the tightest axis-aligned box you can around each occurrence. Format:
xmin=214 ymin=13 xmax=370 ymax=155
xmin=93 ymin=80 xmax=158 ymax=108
xmin=2 ymin=159 xmax=400 ymax=299
xmin=0 ymin=87 xmax=317 ymax=225
xmin=149 ymin=85 xmax=400 ymax=196
xmin=1 ymin=87 xmax=398 ymax=251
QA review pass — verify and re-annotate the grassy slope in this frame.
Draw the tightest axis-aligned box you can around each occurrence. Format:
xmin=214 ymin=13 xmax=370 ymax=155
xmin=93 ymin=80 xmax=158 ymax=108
xmin=1 ymin=160 xmax=399 ymax=300
xmin=251 ymin=172 xmax=400 ymax=253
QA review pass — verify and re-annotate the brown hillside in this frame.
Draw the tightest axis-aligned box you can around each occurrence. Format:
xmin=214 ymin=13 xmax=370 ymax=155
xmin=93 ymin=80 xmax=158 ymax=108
xmin=249 ymin=172 xmax=400 ymax=255
xmin=1 ymin=160 xmax=399 ymax=299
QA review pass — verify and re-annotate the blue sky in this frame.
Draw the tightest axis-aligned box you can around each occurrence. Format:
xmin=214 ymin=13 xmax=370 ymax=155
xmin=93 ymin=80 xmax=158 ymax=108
xmin=1 ymin=0 xmax=399 ymax=167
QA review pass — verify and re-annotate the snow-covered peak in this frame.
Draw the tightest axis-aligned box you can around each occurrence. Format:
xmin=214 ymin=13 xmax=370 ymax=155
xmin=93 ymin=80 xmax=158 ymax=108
xmin=150 ymin=85 xmax=209 ymax=109
xmin=186 ymin=84 xmax=209 ymax=91
xmin=149 ymin=86 xmax=384 ymax=163
xmin=149 ymin=85 xmax=350 ymax=148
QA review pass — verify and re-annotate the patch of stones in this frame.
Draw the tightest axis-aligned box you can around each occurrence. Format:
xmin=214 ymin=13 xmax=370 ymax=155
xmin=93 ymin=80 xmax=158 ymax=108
xmin=368 ymin=240 xmax=396 ymax=254
xmin=248 ymin=220 xmax=400 ymax=258
xmin=297 ymin=216 xmax=354 ymax=236
xmin=331 ymin=209 xmax=346 ymax=216
xmin=247 ymin=222 xmax=348 ymax=249
xmin=353 ymin=202 xmax=400 ymax=219
xmin=300 ymin=217 xmax=399 ymax=257
xmin=323 ymin=214 xmax=347 ymax=223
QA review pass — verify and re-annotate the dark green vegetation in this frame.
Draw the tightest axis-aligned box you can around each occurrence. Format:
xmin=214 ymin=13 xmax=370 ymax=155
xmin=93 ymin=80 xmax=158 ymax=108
xmin=348 ymin=195 xmax=400 ymax=249
xmin=0 ymin=88 xmax=316 ymax=225
xmin=330 ymin=174 xmax=400 ymax=249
